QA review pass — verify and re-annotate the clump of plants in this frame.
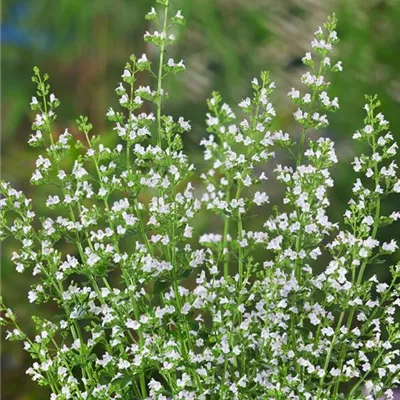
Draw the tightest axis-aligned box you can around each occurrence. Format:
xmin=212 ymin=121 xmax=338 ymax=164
xmin=1 ymin=1 xmax=400 ymax=399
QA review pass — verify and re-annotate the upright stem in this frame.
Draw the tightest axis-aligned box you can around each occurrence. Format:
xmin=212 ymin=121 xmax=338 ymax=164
xmin=331 ymin=130 xmax=380 ymax=397
xmin=290 ymin=61 xmax=324 ymax=380
xmin=223 ymin=186 xmax=231 ymax=279
xmin=83 ymin=131 xmax=148 ymax=398
xmin=235 ymin=184 xmax=243 ymax=285
xmin=40 ymin=83 xmax=102 ymax=392
xmin=296 ymin=58 xmax=323 ymax=168
xmin=315 ymin=312 xmax=344 ymax=399
xmin=297 ymin=126 xmax=307 ymax=168
xmin=156 ymin=2 xmax=169 ymax=146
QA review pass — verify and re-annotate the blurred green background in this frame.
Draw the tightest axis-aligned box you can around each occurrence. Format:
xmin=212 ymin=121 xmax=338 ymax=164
xmin=2 ymin=0 xmax=400 ymax=398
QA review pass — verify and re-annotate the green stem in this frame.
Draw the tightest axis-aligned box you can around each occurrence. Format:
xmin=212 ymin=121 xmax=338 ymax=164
xmin=156 ymin=2 xmax=169 ymax=146
xmin=297 ymin=126 xmax=307 ymax=168
xmin=331 ymin=129 xmax=380 ymax=397
xmin=236 ymin=184 xmax=243 ymax=284
xmin=290 ymin=59 xmax=325 ymax=381
xmin=347 ymin=348 xmax=385 ymax=399
xmin=315 ymin=312 xmax=345 ymax=399
xmin=222 ymin=184 xmax=231 ymax=279
xmin=84 ymin=131 xmax=148 ymax=398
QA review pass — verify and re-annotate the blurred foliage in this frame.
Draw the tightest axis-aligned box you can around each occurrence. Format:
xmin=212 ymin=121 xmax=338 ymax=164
xmin=2 ymin=0 xmax=400 ymax=399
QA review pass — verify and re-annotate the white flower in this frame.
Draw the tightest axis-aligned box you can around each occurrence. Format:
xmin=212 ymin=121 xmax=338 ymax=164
xmin=87 ymin=253 xmax=100 ymax=266
xmin=118 ymin=359 xmax=131 ymax=370
xmin=383 ymin=240 xmax=397 ymax=253
xmin=119 ymin=94 xmax=129 ymax=105
xmin=72 ymin=161 xmax=87 ymax=179
xmin=28 ymin=290 xmax=38 ymax=303
xmin=106 ymin=108 xmax=115 ymax=117
xmin=126 ymin=319 xmax=141 ymax=330
xmin=174 ymin=10 xmax=184 ymax=20
xmin=31 ymin=170 xmax=43 ymax=182
xmin=138 ymin=53 xmax=148 ymax=64
xmin=364 ymin=125 xmax=373 ymax=134
xmin=334 ymin=61 xmax=343 ymax=71
xmin=148 ymin=378 xmax=162 ymax=392
xmin=253 ymin=191 xmax=269 ymax=206
xmin=239 ymin=98 xmax=251 ymax=108
xmin=288 ymin=88 xmax=300 ymax=99
xmin=178 ymin=117 xmax=191 ymax=131
xmin=121 ymin=69 xmax=131 ymax=78
xmin=377 ymin=283 xmax=389 ymax=293
xmin=46 ymin=195 xmax=60 ymax=207
xmin=321 ymin=327 xmax=335 ymax=336
xmin=293 ymin=109 xmax=304 ymax=120
xmin=184 ymin=225 xmax=193 ymax=238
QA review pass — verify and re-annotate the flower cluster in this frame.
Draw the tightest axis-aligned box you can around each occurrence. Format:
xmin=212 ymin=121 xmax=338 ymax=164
xmin=1 ymin=4 xmax=400 ymax=400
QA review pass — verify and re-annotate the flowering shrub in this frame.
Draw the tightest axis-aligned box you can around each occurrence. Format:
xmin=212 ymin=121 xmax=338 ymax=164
xmin=1 ymin=1 xmax=400 ymax=399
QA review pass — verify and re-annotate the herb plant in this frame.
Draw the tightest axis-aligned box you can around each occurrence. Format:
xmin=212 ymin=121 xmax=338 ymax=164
xmin=1 ymin=1 xmax=400 ymax=399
